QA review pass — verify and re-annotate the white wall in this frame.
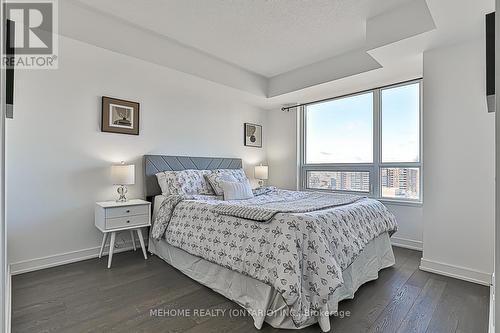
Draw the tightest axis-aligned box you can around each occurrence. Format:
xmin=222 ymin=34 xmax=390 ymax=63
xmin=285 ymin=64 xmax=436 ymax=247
xmin=421 ymin=37 xmax=494 ymax=285
xmin=0 ymin=27 xmax=8 ymax=332
xmin=266 ymin=109 xmax=298 ymax=190
xmin=7 ymin=36 xmax=267 ymax=272
xmin=266 ymin=108 xmax=424 ymax=249
xmin=495 ymin=0 xmax=500 ymax=329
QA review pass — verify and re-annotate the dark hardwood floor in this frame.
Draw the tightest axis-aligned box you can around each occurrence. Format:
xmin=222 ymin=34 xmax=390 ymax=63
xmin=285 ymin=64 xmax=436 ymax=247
xmin=11 ymin=247 xmax=489 ymax=333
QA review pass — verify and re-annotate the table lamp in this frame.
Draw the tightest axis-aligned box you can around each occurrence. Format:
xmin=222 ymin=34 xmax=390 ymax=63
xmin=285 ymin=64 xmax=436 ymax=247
xmin=111 ymin=163 xmax=135 ymax=202
xmin=254 ymin=164 xmax=269 ymax=188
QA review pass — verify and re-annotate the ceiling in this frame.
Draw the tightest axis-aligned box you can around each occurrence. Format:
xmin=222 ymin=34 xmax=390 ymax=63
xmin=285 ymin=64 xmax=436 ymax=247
xmin=76 ymin=0 xmax=414 ymax=77
xmin=64 ymin=0 xmax=493 ymax=107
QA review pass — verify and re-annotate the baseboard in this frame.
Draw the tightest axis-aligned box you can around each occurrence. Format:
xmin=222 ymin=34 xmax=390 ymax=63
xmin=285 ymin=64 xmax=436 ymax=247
xmin=10 ymin=238 xmax=144 ymax=275
xmin=5 ymin=263 xmax=10 ymax=333
xmin=420 ymin=258 xmax=492 ymax=286
xmin=489 ymin=275 xmax=494 ymax=333
xmin=391 ymin=236 xmax=423 ymax=251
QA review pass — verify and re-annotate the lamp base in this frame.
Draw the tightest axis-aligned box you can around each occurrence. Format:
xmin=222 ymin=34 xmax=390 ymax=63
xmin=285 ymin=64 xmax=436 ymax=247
xmin=257 ymin=180 xmax=264 ymax=188
xmin=116 ymin=185 xmax=128 ymax=202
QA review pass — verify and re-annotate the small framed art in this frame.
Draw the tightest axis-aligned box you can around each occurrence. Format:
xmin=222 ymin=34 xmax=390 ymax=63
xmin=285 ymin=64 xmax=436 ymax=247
xmin=101 ymin=96 xmax=140 ymax=135
xmin=244 ymin=123 xmax=262 ymax=148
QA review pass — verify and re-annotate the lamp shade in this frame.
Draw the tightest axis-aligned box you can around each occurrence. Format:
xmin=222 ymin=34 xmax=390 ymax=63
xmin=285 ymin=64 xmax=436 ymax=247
xmin=254 ymin=165 xmax=269 ymax=180
xmin=111 ymin=164 xmax=135 ymax=185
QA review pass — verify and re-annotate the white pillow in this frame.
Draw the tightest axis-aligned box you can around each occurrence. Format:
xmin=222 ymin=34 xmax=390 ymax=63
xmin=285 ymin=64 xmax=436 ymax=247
xmin=221 ymin=180 xmax=254 ymax=200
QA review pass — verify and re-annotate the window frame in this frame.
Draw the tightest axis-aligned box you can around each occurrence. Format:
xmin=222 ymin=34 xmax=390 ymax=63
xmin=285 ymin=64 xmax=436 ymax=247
xmin=299 ymin=79 xmax=423 ymax=205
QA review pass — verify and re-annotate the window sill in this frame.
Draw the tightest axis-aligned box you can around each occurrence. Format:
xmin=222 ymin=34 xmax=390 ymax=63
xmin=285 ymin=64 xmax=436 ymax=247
xmin=379 ymin=199 xmax=423 ymax=207
xmin=301 ymin=188 xmax=422 ymax=207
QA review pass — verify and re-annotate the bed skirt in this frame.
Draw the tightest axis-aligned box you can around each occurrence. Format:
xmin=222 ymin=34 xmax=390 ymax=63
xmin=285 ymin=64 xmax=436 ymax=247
xmin=148 ymin=232 xmax=395 ymax=332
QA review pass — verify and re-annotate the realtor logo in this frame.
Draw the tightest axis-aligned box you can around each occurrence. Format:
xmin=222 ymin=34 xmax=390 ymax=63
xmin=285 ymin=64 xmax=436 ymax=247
xmin=2 ymin=0 xmax=58 ymax=69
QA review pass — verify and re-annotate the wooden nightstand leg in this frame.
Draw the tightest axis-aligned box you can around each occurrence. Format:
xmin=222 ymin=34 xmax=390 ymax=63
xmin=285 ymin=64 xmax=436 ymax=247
xmin=108 ymin=232 xmax=116 ymax=268
xmin=130 ymin=230 xmax=136 ymax=251
xmin=136 ymin=228 xmax=147 ymax=260
xmin=99 ymin=232 xmax=108 ymax=258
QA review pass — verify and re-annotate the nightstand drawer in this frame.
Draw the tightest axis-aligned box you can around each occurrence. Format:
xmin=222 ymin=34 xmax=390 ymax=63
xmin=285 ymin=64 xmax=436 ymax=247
xmin=105 ymin=214 xmax=149 ymax=229
xmin=105 ymin=205 xmax=149 ymax=219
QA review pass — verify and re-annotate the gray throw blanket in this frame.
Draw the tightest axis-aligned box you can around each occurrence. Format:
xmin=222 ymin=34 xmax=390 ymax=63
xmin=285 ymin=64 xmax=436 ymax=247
xmin=213 ymin=191 xmax=363 ymax=221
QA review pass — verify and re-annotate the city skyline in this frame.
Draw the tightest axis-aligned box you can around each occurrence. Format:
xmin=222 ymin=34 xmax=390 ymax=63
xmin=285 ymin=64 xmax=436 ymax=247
xmin=308 ymin=168 xmax=419 ymax=200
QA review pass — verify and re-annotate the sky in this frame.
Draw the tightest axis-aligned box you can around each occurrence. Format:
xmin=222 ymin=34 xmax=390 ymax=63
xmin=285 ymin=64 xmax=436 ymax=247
xmin=306 ymin=82 xmax=420 ymax=164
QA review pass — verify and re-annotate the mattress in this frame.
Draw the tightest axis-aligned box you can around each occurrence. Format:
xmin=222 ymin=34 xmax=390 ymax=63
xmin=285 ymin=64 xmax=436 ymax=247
xmin=148 ymin=231 xmax=395 ymax=332
xmin=153 ymin=194 xmax=168 ymax=219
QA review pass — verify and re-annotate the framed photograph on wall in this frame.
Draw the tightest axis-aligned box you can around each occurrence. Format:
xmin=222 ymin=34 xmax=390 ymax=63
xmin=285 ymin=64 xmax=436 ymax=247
xmin=244 ymin=123 xmax=262 ymax=148
xmin=101 ymin=96 xmax=140 ymax=135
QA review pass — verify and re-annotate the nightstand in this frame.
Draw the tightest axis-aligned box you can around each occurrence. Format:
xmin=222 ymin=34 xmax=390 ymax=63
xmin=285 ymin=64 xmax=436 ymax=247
xmin=95 ymin=199 xmax=151 ymax=268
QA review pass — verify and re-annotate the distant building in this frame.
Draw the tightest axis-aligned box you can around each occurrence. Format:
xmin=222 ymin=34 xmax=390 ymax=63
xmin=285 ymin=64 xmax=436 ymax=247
xmin=311 ymin=169 xmax=416 ymax=198
xmin=381 ymin=168 xmax=419 ymax=199
xmin=330 ymin=178 xmax=337 ymax=190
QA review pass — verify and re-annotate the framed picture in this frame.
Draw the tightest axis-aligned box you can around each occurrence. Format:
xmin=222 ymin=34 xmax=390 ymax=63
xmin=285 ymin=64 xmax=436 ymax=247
xmin=101 ymin=96 xmax=140 ymax=135
xmin=244 ymin=123 xmax=262 ymax=148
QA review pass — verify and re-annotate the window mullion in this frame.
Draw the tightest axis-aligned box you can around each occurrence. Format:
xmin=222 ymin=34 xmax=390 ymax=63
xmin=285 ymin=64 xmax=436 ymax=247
xmin=373 ymin=89 xmax=381 ymax=198
xmin=299 ymin=106 xmax=306 ymax=190
xmin=379 ymin=162 xmax=421 ymax=168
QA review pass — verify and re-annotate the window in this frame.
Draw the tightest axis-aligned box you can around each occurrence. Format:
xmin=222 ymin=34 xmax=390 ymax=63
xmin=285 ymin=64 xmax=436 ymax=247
xmin=381 ymin=168 xmax=420 ymax=200
xmin=381 ymin=83 xmax=420 ymax=163
xmin=305 ymin=92 xmax=373 ymax=164
xmin=301 ymin=80 xmax=422 ymax=203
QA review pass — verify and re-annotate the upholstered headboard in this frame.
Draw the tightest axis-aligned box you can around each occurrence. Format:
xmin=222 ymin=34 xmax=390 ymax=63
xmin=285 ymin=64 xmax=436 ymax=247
xmin=143 ymin=155 xmax=243 ymax=201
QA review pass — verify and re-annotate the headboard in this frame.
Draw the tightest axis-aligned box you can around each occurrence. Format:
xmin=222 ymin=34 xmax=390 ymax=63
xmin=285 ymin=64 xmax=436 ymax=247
xmin=143 ymin=155 xmax=243 ymax=201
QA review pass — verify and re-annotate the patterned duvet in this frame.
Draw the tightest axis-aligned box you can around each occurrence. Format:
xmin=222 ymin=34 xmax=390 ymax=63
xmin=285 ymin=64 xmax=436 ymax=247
xmin=152 ymin=188 xmax=397 ymax=327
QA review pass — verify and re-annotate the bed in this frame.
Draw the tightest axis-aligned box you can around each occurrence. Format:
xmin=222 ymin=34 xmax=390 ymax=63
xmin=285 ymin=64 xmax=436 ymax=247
xmin=144 ymin=155 xmax=397 ymax=332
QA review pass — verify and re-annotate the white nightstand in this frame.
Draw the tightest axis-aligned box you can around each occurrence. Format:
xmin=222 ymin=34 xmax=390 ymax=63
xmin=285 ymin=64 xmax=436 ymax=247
xmin=95 ymin=199 xmax=151 ymax=268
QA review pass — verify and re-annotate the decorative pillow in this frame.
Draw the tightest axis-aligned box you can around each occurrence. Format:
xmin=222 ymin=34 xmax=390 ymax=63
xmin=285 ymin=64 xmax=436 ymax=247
xmin=156 ymin=171 xmax=170 ymax=195
xmin=205 ymin=172 xmax=238 ymax=196
xmin=206 ymin=169 xmax=249 ymax=195
xmin=198 ymin=170 xmax=215 ymax=194
xmin=156 ymin=170 xmax=215 ymax=195
xmin=223 ymin=168 xmax=249 ymax=183
xmin=253 ymin=186 xmax=275 ymax=196
xmin=221 ymin=180 xmax=254 ymax=200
